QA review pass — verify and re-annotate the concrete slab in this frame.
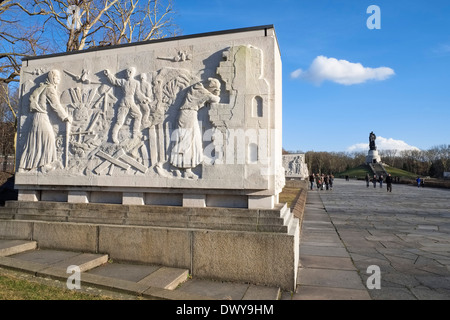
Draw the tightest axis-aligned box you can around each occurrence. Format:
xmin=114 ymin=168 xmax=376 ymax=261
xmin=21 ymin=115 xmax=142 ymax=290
xmin=176 ymin=279 xmax=249 ymax=300
xmin=300 ymin=241 xmax=344 ymax=248
xmin=138 ymin=267 xmax=189 ymax=290
xmin=297 ymin=268 xmax=366 ymax=290
xmin=0 ymin=239 xmax=37 ymax=257
xmin=0 ymin=255 xmax=47 ymax=274
xmin=87 ymin=262 xmax=160 ymax=282
xmin=144 ymin=286 xmax=214 ymax=300
xmin=77 ymin=271 xmax=151 ymax=295
xmin=299 ymin=245 xmax=350 ymax=258
xmin=10 ymin=249 xmax=80 ymax=265
xmin=242 ymin=285 xmax=280 ymax=300
xmin=50 ymin=253 xmax=109 ymax=272
xmin=292 ymin=286 xmax=371 ymax=300
xmin=300 ymin=255 xmax=355 ymax=270
xmin=366 ymin=286 xmax=417 ymax=300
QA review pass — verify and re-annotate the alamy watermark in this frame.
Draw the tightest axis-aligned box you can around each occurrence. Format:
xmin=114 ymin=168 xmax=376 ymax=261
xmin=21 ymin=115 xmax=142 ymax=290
xmin=366 ymin=265 xmax=381 ymax=289
xmin=66 ymin=5 xmax=82 ymax=30
xmin=367 ymin=5 xmax=381 ymax=29
xmin=66 ymin=265 xmax=81 ymax=290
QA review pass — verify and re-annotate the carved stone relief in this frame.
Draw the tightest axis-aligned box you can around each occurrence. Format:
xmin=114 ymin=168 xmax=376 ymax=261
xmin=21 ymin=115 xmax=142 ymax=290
xmin=18 ymin=69 xmax=71 ymax=173
xmin=283 ymin=154 xmax=309 ymax=179
xmin=17 ymin=44 xmax=271 ymax=182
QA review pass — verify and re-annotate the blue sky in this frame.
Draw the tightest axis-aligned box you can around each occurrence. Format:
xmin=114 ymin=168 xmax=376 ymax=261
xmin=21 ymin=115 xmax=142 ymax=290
xmin=174 ymin=0 xmax=450 ymax=152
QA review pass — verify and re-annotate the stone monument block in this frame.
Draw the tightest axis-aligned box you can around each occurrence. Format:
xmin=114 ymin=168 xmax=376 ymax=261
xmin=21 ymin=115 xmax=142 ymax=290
xmin=15 ymin=26 xmax=284 ymax=210
xmin=6 ymin=26 xmax=299 ymax=291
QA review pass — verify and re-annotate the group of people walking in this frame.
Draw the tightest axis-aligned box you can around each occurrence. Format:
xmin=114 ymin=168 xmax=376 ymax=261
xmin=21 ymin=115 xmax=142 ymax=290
xmin=365 ymin=173 xmax=393 ymax=192
xmin=309 ymin=173 xmax=334 ymax=191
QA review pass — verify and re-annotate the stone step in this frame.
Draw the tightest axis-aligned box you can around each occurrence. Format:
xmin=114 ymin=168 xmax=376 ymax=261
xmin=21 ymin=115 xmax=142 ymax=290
xmin=0 ymin=239 xmax=37 ymax=257
xmin=3 ymin=201 xmax=292 ymax=233
xmin=86 ymin=261 xmax=190 ymax=291
xmin=0 ymin=206 xmax=15 ymax=219
xmin=50 ymin=253 xmax=109 ymax=272
xmin=0 ymin=239 xmax=192 ymax=296
xmin=138 ymin=267 xmax=189 ymax=290
xmin=5 ymin=201 xmax=288 ymax=219
xmin=2 ymin=246 xmax=108 ymax=273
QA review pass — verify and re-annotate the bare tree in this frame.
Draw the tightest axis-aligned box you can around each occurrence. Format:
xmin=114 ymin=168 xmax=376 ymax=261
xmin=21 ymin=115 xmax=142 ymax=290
xmin=0 ymin=0 xmax=49 ymax=85
xmin=104 ymin=0 xmax=178 ymax=45
xmin=0 ymin=0 xmax=178 ymax=82
xmin=31 ymin=0 xmax=178 ymax=51
xmin=0 ymin=0 xmax=178 ymax=160
xmin=0 ymin=84 xmax=18 ymax=156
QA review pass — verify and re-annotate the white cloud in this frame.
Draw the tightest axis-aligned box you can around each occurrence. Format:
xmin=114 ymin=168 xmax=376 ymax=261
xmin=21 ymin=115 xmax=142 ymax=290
xmin=347 ymin=136 xmax=420 ymax=152
xmin=291 ymin=55 xmax=395 ymax=85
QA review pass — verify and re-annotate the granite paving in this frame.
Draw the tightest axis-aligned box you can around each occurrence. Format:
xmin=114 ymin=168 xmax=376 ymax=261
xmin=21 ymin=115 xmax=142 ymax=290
xmin=297 ymin=178 xmax=450 ymax=300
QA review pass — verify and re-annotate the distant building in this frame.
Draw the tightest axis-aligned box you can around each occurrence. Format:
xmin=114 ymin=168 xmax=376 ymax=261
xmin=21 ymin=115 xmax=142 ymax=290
xmin=283 ymin=153 xmax=309 ymax=180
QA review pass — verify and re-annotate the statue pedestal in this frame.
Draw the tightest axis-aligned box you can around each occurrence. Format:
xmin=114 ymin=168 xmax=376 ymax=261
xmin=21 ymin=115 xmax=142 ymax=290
xmin=366 ymin=149 xmax=381 ymax=164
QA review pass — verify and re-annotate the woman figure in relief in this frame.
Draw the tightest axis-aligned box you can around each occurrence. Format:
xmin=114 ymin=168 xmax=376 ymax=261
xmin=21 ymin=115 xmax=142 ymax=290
xmin=170 ymin=78 xmax=220 ymax=179
xmin=19 ymin=69 xmax=72 ymax=173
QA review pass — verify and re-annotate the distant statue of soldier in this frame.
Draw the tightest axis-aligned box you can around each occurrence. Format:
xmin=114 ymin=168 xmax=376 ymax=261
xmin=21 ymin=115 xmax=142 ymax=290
xmin=369 ymin=131 xmax=376 ymax=150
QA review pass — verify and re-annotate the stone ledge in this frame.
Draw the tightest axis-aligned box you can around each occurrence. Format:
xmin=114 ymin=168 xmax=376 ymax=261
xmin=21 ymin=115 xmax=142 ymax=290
xmin=2 ymin=201 xmax=291 ymax=233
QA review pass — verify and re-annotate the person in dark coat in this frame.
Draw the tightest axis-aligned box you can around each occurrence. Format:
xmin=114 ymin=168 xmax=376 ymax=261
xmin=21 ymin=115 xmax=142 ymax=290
xmin=386 ymin=173 xmax=393 ymax=192
xmin=309 ymin=174 xmax=315 ymax=190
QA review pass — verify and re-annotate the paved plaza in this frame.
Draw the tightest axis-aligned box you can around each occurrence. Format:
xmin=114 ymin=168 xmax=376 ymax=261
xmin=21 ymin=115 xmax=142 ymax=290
xmin=296 ymin=178 xmax=450 ymax=300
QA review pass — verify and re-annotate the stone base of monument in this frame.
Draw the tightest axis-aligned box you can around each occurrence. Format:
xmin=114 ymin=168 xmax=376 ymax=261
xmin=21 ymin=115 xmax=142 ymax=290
xmin=366 ymin=149 xmax=382 ymax=164
xmin=0 ymin=200 xmax=299 ymax=291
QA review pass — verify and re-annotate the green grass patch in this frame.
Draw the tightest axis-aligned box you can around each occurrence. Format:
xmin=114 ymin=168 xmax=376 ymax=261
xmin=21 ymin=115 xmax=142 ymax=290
xmin=383 ymin=166 xmax=419 ymax=179
xmin=337 ymin=164 xmax=421 ymax=180
xmin=0 ymin=273 xmax=112 ymax=300
xmin=279 ymin=187 xmax=300 ymax=208
xmin=336 ymin=165 xmax=371 ymax=179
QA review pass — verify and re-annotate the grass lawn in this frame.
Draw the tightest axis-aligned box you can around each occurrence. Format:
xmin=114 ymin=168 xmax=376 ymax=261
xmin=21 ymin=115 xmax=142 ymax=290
xmin=336 ymin=165 xmax=371 ymax=179
xmin=337 ymin=164 xmax=425 ymax=180
xmin=0 ymin=270 xmax=113 ymax=300
xmin=279 ymin=187 xmax=300 ymax=208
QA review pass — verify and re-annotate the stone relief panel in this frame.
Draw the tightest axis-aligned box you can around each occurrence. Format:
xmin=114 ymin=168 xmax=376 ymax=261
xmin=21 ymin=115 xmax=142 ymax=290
xmin=283 ymin=154 xmax=309 ymax=179
xmin=16 ymin=38 xmax=278 ymax=190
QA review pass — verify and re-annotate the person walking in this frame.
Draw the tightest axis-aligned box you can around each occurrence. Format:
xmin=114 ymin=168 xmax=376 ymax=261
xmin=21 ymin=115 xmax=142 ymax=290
xmin=309 ymin=173 xmax=315 ymax=190
xmin=365 ymin=173 xmax=370 ymax=188
xmin=372 ymin=175 xmax=377 ymax=188
xmin=416 ymin=177 xmax=421 ymax=188
xmin=379 ymin=174 xmax=383 ymax=188
xmin=324 ymin=174 xmax=329 ymax=190
xmin=386 ymin=173 xmax=393 ymax=192
xmin=315 ymin=174 xmax=322 ymax=191
xmin=329 ymin=174 xmax=334 ymax=190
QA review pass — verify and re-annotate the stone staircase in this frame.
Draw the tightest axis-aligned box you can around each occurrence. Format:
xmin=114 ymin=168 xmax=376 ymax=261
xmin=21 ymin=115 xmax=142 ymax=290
xmin=0 ymin=199 xmax=296 ymax=295
xmin=0 ymin=238 xmax=194 ymax=298
xmin=369 ymin=162 xmax=388 ymax=179
xmin=0 ymin=200 xmax=294 ymax=233
xmin=0 ymin=238 xmax=282 ymax=299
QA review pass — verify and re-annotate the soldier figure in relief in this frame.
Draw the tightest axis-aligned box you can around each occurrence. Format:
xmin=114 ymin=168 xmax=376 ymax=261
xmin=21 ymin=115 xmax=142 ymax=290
xmin=104 ymin=67 xmax=150 ymax=143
